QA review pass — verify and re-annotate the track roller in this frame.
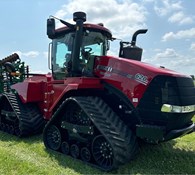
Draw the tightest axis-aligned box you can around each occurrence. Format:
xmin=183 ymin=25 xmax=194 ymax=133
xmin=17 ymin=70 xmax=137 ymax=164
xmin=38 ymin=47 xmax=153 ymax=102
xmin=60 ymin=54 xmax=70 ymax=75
xmin=61 ymin=141 xmax=70 ymax=155
xmin=70 ymin=144 xmax=80 ymax=158
xmin=81 ymin=147 xmax=91 ymax=162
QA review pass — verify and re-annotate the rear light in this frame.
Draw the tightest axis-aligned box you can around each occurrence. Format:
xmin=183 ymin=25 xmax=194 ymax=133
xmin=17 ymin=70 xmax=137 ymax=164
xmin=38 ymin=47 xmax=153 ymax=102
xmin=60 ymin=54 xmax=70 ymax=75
xmin=161 ymin=104 xmax=195 ymax=113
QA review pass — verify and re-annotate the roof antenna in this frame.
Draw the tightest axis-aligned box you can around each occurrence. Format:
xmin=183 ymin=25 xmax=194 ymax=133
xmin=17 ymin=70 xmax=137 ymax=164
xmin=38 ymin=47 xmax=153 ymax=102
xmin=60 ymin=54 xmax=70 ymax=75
xmin=50 ymin=15 xmax=74 ymax=29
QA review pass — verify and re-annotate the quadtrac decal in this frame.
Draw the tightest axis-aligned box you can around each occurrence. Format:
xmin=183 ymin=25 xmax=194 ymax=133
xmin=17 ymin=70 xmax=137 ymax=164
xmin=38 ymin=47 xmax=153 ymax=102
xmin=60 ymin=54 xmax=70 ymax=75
xmin=97 ymin=65 xmax=112 ymax=77
xmin=97 ymin=65 xmax=149 ymax=85
xmin=97 ymin=65 xmax=112 ymax=72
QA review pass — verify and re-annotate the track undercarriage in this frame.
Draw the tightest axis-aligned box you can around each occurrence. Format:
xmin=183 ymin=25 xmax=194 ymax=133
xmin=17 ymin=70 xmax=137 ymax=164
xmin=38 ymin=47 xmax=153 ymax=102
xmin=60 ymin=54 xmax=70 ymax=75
xmin=0 ymin=92 xmax=45 ymax=137
xmin=43 ymin=96 xmax=138 ymax=171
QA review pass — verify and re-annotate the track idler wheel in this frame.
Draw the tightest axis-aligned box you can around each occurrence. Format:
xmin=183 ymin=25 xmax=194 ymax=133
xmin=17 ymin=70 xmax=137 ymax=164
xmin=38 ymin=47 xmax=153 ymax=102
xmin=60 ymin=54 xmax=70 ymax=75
xmin=92 ymin=135 xmax=114 ymax=171
xmin=44 ymin=125 xmax=62 ymax=150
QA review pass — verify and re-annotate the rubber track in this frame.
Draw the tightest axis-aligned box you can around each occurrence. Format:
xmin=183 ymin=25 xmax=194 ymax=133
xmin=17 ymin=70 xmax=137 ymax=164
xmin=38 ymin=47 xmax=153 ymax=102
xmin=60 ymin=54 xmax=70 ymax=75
xmin=75 ymin=96 xmax=138 ymax=168
xmin=43 ymin=96 xmax=138 ymax=170
xmin=0 ymin=93 xmax=45 ymax=136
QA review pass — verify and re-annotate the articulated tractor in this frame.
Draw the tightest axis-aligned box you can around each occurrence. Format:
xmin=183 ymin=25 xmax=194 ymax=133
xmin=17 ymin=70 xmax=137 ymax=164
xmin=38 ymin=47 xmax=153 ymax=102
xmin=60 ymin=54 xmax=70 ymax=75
xmin=0 ymin=12 xmax=195 ymax=171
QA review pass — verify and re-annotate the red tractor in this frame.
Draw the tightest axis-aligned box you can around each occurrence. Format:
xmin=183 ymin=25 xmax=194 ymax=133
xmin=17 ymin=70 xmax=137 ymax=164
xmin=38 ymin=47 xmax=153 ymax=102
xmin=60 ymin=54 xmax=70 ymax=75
xmin=0 ymin=12 xmax=195 ymax=171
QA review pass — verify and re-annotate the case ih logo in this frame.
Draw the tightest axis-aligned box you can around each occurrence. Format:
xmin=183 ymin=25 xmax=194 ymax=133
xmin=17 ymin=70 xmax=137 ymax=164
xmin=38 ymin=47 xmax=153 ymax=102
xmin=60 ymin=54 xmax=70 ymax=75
xmin=135 ymin=73 xmax=148 ymax=85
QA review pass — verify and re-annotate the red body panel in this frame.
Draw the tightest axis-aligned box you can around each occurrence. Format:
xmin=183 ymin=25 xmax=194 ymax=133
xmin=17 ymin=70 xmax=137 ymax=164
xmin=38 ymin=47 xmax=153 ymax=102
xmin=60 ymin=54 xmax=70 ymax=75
xmin=11 ymin=55 xmax=190 ymax=120
xmin=11 ymin=75 xmax=47 ymax=103
xmin=12 ymin=75 xmax=103 ymax=120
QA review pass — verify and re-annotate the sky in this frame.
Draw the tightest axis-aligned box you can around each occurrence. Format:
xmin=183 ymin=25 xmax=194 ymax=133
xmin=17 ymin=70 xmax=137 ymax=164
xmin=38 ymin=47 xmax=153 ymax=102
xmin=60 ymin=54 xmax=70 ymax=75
xmin=0 ymin=0 xmax=195 ymax=76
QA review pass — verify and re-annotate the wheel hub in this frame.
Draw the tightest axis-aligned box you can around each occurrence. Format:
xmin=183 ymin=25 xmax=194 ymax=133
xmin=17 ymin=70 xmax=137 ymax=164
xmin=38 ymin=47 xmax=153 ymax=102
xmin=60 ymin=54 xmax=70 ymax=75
xmin=100 ymin=142 xmax=113 ymax=158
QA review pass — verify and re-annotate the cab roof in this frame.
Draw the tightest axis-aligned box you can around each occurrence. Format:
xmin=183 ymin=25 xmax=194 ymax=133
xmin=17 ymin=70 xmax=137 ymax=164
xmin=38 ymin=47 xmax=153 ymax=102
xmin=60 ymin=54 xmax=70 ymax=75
xmin=52 ymin=23 xmax=112 ymax=39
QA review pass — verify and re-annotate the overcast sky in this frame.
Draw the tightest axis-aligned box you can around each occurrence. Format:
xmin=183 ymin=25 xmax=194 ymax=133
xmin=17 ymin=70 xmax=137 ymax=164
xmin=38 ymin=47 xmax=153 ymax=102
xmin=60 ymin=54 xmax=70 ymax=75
xmin=0 ymin=0 xmax=194 ymax=75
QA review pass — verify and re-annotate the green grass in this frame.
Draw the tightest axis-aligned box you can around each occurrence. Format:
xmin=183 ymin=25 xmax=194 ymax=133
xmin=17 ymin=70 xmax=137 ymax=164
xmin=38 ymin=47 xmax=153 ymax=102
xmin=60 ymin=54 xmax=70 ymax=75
xmin=0 ymin=122 xmax=195 ymax=175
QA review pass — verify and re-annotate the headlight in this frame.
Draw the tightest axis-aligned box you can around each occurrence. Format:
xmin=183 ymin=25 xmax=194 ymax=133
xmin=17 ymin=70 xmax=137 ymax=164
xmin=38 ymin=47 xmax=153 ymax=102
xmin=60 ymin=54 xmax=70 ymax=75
xmin=161 ymin=104 xmax=195 ymax=113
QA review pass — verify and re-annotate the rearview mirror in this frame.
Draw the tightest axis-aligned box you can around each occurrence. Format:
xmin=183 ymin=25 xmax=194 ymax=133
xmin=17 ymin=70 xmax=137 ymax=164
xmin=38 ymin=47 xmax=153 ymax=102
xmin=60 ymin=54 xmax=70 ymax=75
xmin=47 ymin=18 xmax=55 ymax=39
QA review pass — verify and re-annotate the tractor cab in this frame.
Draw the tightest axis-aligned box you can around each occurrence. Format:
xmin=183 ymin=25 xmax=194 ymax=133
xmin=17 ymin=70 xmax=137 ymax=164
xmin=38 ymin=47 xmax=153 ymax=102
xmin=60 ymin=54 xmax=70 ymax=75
xmin=47 ymin=12 xmax=112 ymax=79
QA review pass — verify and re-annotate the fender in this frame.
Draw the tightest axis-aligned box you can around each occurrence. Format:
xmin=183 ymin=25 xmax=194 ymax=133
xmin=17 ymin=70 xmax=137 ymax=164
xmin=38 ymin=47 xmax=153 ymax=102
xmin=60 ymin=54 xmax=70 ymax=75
xmin=44 ymin=77 xmax=103 ymax=120
xmin=103 ymin=81 xmax=142 ymax=125
xmin=48 ymin=83 xmax=79 ymax=114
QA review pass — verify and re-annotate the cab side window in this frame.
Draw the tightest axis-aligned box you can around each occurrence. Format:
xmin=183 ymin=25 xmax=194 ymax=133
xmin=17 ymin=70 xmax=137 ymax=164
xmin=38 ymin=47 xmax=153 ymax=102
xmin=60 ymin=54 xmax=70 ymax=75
xmin=52 ymin=33 xmax=73 ymax=79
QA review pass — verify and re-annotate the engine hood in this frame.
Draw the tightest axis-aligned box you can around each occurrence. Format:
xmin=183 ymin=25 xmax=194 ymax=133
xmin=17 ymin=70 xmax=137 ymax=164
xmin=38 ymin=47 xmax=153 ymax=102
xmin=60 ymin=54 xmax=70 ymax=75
xmin=94 ymin=55 xmax=190 ymax=79
xmin=94 ymin=55 xmax=193 ymax=107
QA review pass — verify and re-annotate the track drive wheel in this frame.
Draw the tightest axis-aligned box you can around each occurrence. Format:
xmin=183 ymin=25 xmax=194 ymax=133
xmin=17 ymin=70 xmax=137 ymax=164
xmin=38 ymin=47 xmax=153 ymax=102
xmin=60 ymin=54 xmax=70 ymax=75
xmin=44 ymin=125 xmax=62 ymax=150
xmin=92 ymin=135 xmax=115 ymax=171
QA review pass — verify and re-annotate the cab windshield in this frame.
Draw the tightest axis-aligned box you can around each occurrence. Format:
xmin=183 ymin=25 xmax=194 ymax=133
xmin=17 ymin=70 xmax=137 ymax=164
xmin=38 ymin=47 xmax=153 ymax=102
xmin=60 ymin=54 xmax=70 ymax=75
xmin=52 ymin=31 xmax=109 ymax=79
xmin=82 ymin=30 xmax=108 ymax=56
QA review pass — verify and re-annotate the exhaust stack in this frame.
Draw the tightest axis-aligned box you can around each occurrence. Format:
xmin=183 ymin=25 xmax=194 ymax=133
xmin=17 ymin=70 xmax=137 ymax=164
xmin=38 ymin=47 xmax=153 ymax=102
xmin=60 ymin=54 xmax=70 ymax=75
xmin=119 ymin=29 xmax=148 ymax=61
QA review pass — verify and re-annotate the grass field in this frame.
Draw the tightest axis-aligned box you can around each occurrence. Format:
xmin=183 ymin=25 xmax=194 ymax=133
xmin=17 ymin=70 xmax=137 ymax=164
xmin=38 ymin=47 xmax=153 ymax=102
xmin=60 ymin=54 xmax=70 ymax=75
xmin=0 ymin=120 xmax=195 ymax=175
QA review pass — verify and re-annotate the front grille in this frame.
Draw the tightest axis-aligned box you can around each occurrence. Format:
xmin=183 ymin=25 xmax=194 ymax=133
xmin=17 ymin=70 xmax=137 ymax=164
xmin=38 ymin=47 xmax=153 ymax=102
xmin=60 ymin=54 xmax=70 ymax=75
xmin=137 ymin=75 xmax=195 ymax=130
